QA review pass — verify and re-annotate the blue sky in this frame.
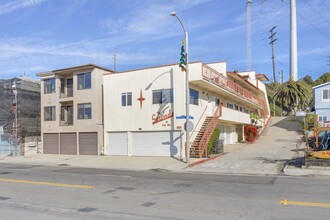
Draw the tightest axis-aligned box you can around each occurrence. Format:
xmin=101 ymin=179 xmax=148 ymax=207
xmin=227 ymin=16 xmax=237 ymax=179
xmin=0 ymin=0 xmax=329 ymax=82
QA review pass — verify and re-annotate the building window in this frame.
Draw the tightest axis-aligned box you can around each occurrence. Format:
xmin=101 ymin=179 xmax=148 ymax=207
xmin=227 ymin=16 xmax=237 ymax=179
xmin=78 ymin=103 xmax=91 ymax=119
xmin=122 ymin=92 xmax=132 ymax=106
xmin=77 ymin=72 xmax=91 ymax=90
xmin=44 ymin=78 xmax=56 ymax=94
xmin=215 ymin=98 xmax=220 ymax=107
xmin=189 ymin=89 xmax=199 ymax=105
xmin=152 ymin=89 xmax=173 ymax=104
xmin=319 ymin=116 xmax=327 ymax=122
xmin=323 ymin=89 xmax=330 ymax=100
xmin=227 ymin=103 xmax=234 ymax=109
xmin=44 ymin=106 xmax=56 ymax=121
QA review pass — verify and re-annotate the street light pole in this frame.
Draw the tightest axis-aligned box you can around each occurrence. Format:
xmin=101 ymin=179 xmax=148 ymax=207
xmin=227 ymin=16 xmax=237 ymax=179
xmin=170 ymin=12 xmax=190 ymax=163
xmin=12 ymin=80 xmax=18 ymax=156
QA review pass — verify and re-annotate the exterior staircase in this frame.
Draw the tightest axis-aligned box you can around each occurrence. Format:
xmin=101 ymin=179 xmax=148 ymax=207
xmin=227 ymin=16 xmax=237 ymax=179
xmin=190 ymin=108 xmax=220 ymax=158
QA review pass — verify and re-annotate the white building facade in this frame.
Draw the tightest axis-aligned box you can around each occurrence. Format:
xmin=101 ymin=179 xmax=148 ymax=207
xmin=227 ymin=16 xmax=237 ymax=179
xmin=103 ymin=61 xmax=270 ymax=158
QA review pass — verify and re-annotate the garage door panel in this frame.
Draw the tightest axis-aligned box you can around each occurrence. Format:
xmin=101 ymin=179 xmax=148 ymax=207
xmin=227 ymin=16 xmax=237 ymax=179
xmin=43 ymin=133 xmax=59 ymax=154
xmin=79 ymin=132 xmax=98 ymax=155
xmin=108 ymin=132 xmax=128 ymax=156
xmin=60 ymin=133 xmax=77 ymax=155
xmin=132 ymin=131 xmax=181 ymax=157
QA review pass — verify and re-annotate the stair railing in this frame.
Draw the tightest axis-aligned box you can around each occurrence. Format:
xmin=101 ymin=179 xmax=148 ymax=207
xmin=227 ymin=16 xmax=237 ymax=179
xmin=197 ymin=107 xmax=220 ymax=158
xmin=189 ymin=106 xmax=208 ymax=139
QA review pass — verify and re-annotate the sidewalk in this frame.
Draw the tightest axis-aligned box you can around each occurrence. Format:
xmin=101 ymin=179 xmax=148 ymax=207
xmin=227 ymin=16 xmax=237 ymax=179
xmin=0 ymin=154 xmax=193 ymax=171
xmin=1 ymin=117 xmax=330 ymax=177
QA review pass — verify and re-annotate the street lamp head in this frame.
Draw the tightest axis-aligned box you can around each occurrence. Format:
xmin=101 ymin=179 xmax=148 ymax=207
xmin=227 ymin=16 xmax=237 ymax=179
xmin=170 ymin=12 xmax=176 ymax=16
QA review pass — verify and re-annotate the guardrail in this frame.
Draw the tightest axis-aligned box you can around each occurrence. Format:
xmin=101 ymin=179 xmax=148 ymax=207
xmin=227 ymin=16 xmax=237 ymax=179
xmin=202 ymin=65 xmax=268 ymax=117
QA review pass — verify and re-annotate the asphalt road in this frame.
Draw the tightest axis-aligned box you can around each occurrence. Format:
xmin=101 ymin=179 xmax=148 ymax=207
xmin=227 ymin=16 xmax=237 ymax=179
xmin=0 ymin=163 xmax=330 ymax=220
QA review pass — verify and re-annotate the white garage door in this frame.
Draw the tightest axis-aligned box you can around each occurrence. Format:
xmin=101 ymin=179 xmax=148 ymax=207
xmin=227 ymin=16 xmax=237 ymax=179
xmin=132 ymin=131 xmax=181 ymax=157
xmin=108 ymin=132 xmax=128 ymax=156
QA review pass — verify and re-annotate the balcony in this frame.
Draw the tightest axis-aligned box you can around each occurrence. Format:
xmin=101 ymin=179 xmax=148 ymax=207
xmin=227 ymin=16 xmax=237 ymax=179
xmin=189 ymin=64 xmax=269 ymax=117
xmin=59 ymin=78 xmax=73 ymax=99
xmin=220 ymin=106 xmax=250 ymax=124
xmin=60 ymin=104 xmax=73 ymax=126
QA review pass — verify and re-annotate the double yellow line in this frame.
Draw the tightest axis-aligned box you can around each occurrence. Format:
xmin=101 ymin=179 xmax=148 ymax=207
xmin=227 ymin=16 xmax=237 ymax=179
xmin=0 ymin=178 xmax=94 ymax=189
xmin=280 ymin=199 xmax=330 ymax=208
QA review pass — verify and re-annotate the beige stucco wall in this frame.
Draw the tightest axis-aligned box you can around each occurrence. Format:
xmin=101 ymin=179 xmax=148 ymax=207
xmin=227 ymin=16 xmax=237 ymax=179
xmin=40 ymin=67 xmax=107 ymax=154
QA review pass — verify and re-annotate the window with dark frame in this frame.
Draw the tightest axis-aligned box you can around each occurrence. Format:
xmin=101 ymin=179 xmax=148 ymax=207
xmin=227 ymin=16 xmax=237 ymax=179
xmin=189 ymin=89 xmax=199 ymax=105
xmin=152 ymin=89 xmax=173 ymax=104
xmin=77 ymin=103 xmax=92 ymax=119
xmin=77 ymin=72 xmax=91 ymax=90
xmin=44 ymin=78 xmax=56 ymax=94
xmin=122 ymin=92 xmax=132 ymax=106
xmin=215 ymin=98 xmax=220 ymax=107
xmin=44 ymin=106 xmax=56 ymax=121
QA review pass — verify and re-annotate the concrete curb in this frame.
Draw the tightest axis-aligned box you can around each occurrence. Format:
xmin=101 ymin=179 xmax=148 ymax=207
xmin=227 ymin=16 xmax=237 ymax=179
xmin=186 ymin=153 xmax=226 ymax=168
xmin=284 ymin=165 xmax=330 ymax=177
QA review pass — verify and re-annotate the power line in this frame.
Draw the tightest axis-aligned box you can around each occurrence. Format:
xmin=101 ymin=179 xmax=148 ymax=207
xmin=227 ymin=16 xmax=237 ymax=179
xmin=303 ymin=0 xmax=330 ymax=25
xmin=296 ymin=11 xmax=330 ymax=41
xmin=320 ymin=0 xmax=330 ymax=11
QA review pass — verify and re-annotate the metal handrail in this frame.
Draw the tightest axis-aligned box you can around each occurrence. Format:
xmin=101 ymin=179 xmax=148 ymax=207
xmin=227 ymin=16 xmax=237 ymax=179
xmin=202 ymin=65 xmax=264 ymax=107
xmin=189 ymin=106 xmax=208 ymax=139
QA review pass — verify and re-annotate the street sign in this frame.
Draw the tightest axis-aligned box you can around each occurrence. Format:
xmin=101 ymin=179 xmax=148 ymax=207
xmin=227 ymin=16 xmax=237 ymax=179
xmin=176 ymin=115 xmax=194 ymax=119
xmin=184 ymin=121 xmax=194 ymax=132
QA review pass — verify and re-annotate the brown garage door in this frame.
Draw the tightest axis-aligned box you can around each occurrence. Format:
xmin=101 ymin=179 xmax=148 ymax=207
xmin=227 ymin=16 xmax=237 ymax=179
xmin=43 ymin=133 xmax=59 ymax=154
xmin=60 ymin=133 xmax=77 ymax=155
xmin=79 ymin=132 xmax=98 ymax=155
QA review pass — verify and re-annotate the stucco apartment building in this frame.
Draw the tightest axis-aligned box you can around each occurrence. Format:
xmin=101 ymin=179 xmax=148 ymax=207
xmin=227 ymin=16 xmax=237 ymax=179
xmin=37 ymin=64 xmax=113 ymax=155
xmin=103 ymin=61 xmax=270 ymax=158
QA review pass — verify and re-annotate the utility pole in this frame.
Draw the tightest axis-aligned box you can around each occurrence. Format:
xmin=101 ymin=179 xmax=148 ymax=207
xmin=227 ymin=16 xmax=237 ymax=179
xmin=247 ymin=0 xmax=252 ymax=71
xmin=290 ymin=0 xmax=298 ymax=81
xmin=11 ymin=79 xmax=19 ymax=156
xmin=269 ymin=26 xmax=277 ymax=117
xmin=113 ymin=50 xmax=117 ymax=72
xmin=269 ymin=26 xmax=277 ymax=84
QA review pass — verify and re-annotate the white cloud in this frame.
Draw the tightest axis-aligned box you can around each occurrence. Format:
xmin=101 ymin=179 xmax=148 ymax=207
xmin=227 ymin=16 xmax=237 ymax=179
xmin=0 ymin=0 xmax=46 ymax=15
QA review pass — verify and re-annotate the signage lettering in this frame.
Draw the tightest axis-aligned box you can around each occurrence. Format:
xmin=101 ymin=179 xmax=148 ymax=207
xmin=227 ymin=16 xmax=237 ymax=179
xmin=152 ymin=109 xmax=174 ymax=125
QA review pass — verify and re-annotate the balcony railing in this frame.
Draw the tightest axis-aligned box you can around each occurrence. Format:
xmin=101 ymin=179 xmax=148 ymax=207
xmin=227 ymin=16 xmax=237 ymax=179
xmin=59 ymin=86 xmax=73 ymax=98
xmin=202 ymin=65 xmax=269 ymax=116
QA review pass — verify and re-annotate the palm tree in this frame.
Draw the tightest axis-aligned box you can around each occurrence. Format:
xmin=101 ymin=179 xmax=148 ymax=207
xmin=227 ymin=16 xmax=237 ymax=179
xmin=272 ymin=78 xmax=310 ymax=115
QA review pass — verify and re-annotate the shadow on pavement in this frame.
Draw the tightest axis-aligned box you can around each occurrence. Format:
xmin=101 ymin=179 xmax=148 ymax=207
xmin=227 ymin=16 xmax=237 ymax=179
xmin=271 ymin=116 xmax=303 ymax=132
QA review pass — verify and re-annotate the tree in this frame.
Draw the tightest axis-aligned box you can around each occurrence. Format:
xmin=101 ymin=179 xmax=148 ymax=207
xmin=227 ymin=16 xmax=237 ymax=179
xmin=272 ymin=78 xmax=310 ymax=115
xmin=302 ymin=75 xmax=313 ymax=84
xmin=313 ymin=72 xmax=330 ymax=86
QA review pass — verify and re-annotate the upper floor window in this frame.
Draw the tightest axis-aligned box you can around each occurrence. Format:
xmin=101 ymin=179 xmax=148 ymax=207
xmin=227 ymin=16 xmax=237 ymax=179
xmin=215 ymin=98 xmax=220 ymax=107
xmin=122 ymin=92 xmax=132 ymax=106
xmin=152 ymin=89 xmax=173 ymax=104
xmin=227 ymin=103 xmax=234 ymax=109
xmin=189 ymin=89 xmax=199 ymax=105
xmin=44 ymin=78 xmax=56 ymax=94
xmin=44 ymin=106 xmax=56 ymax=121
xmin=323 ymin=89 xmax=330 ymax=100
xmin=77 ymin=72 xmax=91 ymax=90
xmin=78 ymin=103 xmax=91 ymax=119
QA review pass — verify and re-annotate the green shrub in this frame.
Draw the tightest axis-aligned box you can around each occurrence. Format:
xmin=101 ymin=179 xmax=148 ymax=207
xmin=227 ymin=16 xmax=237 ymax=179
xmin=207 ymin=128 xmax=220 ymax=154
